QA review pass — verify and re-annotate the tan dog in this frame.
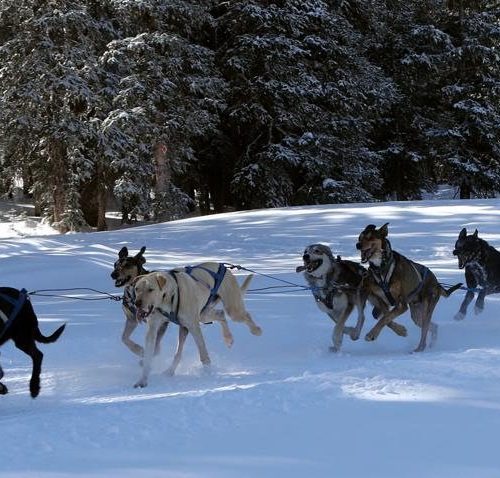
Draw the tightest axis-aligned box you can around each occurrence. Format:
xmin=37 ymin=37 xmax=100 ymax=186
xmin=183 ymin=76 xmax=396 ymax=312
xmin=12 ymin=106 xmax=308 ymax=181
xmin=133 ymin=263 xmax=261 ymax=387
xmin=356 ymin=223 xmax=461 ymax=352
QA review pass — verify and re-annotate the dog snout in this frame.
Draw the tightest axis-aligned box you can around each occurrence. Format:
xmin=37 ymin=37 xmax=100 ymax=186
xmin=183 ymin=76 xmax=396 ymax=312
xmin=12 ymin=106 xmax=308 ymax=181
xmin=135 ymin=299 xmax=142 ymax=308
xmin=111 ymin=271 xmax=118 ymax=279
xmin=355 ymin=242 xmax=362 ymax=250
xmin=303 ymin=253 xmax=310 ymax=261
xmin=452 ymin=249 xmax=458 ymax=256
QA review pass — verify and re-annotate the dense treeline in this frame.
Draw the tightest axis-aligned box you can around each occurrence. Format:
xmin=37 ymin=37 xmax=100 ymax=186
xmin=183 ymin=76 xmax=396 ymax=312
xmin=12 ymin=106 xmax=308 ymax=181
xmin=0 ymin=0 xmax=498 ymax=231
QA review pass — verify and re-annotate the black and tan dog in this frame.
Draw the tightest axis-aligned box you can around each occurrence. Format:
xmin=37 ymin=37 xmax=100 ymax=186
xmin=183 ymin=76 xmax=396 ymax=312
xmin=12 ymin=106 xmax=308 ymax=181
xmin=0 ymin=287 xmax=65 ymax=397
xmin=453 ymin=228 xmax=500 ymax=320
xmin=297 ymin=244 xmax=368 ymax=352
xmin=111 ymin=246 xmax=169 ymax=358
xmin=356 ymin=223 xmax=461 ymax=352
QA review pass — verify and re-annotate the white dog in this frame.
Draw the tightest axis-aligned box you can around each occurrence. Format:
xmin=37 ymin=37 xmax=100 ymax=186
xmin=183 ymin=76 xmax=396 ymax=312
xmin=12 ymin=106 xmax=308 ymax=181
xmin=133 ymin=263 xmax=261 ymax=387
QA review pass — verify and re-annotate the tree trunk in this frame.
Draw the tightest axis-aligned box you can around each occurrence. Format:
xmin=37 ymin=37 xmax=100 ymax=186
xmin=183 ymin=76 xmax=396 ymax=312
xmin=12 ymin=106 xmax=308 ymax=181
xmin=49 ymin=139 xmax=66 ymax=224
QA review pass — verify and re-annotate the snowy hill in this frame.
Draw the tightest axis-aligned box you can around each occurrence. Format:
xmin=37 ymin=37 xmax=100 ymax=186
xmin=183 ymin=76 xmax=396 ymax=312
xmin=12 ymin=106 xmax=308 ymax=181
xmin=2 ymin=199 xmax=500 ymax=478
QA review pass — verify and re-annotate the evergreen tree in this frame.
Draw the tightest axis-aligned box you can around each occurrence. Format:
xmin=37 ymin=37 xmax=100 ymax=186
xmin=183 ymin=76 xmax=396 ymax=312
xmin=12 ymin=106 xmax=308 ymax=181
xmin=216 ymin=0 xmax=397 ymax=208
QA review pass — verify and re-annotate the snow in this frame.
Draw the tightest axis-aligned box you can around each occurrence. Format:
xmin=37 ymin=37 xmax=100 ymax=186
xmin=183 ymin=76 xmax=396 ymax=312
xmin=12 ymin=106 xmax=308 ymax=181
xmin=2 ymin=199 xmax=500 ymax=477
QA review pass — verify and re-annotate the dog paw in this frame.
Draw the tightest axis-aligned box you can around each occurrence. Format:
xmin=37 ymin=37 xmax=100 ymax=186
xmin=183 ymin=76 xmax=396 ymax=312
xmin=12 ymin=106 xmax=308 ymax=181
xmin=344 ymin=327 xmax=360 ymax=341
xmin=164 ymin=368 xmax=175 ymax=377
xmin=365 ymin=332 xmax=376 ymax=342
xmin=251 ymin=325 xmax=262 ymax=336
xmin=474 ymin=305 xmax=484 ymax=316
xmin=134 ymin=379 xmax=147 ymax=388
xmin=30 ymin=380 xmax=40 ymax=398
xmin=0 ymin=382 xmax=8 ymax=395
xmin=329 ymin=345 xmax=341 ymax=353
xmin=454 ymin=311 xmax=466 ymax=321
xmin=391 ymin=323 xmax=408 ymax=337
xmin=224 ymin=336 xmax=234 ymax=348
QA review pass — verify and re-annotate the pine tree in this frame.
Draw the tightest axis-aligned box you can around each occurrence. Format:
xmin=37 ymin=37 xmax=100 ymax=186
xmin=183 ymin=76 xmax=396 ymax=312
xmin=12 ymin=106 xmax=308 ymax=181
xmin=216 ymin=0 xmax=397 ymax=208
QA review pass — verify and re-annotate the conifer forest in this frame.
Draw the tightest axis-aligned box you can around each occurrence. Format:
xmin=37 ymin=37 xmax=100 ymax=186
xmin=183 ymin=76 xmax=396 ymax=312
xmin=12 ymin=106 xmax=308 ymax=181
xmin=0 ymin=0 xmax=498 ymax=231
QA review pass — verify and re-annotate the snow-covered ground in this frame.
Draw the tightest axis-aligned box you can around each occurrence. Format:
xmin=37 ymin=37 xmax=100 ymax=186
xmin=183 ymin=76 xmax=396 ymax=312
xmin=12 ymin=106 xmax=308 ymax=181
xmin=1 ymin=199 xmax=500 ymax=477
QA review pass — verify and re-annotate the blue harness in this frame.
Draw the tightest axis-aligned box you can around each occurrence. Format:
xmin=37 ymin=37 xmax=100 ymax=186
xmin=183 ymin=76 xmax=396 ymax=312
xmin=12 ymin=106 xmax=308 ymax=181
xmin=0 ymin=288 xmax=28 ymax=342
xmin=157 ymin=271 xmax=182 ymax=326
xmin=157 ymin=264 xmax=226 ymax=326
xmin=184 ymin=263 xmax=227 ymax=313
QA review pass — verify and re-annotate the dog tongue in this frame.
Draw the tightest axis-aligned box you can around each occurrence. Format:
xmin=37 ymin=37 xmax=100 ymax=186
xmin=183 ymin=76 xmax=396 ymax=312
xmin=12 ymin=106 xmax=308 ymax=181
xmin=296 ymin=265 xmax=306 ymax=273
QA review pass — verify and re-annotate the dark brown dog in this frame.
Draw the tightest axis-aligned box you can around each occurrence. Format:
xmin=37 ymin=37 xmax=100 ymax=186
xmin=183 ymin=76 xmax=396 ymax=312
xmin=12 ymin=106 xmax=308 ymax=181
xmin=111 ymin=246 xmax=168 ymax=358
xmin=356 ymin=223 xmax=461 ymax=352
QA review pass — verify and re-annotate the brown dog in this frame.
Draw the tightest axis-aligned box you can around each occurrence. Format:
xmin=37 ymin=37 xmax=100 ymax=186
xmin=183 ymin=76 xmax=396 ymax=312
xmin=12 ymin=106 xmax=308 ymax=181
xmin=356 ymin=223 xmax=461 ymax=352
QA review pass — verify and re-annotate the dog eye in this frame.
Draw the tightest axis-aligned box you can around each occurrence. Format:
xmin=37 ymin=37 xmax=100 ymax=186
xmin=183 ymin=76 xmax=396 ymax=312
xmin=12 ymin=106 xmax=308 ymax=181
xmin=148 ymin=288 xmax=154 ymax=293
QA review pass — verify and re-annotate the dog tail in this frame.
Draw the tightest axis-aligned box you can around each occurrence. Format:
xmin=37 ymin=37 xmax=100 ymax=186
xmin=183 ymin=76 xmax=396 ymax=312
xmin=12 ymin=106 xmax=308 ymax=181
xmin=440 ymin=283 xmax=463 ymax=297
xmin=35 ymin=324 xmax=66 ymax=344
xmin=240 ymin=274 xmax=254 ymax=295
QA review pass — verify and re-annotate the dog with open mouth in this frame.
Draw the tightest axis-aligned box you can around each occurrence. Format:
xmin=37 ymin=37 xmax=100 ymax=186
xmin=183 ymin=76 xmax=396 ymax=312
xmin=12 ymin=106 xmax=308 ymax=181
xmin=132 ymin=263 xmax=261 ymax=388
xmin=356 ymin=223 xmax=462 ymax=352
xmin=111 ymin=246 xmax=169 ymax=358
xmin=296 ymin=244 xmax=368 ymax=352
xmin=453 ymin=228 xmax=500 ymax=320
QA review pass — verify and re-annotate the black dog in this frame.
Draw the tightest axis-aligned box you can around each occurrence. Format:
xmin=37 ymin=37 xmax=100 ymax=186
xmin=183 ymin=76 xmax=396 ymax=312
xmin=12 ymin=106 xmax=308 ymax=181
xmin=453 ymin=228 xmax=500 ymax=320
xmin=0 ymin=287 xmax=65 ymax=397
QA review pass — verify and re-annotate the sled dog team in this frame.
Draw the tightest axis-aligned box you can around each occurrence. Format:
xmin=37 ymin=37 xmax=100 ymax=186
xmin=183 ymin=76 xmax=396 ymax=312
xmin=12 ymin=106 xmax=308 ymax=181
xmin=0 ymin=224 xmax=498 ymax=396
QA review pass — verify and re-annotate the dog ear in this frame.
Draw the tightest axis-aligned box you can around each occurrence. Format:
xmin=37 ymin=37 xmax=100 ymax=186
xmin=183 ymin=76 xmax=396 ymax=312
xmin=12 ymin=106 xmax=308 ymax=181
xmin=473 ymin=229 xmax=479 ymax=238
xmin=118 ymin=246 xmax=129 ymax=258
xmin=459 ymin=228 xmax=467 ymax=239
xmin=155 ymin=273 xmax=167 ymax=289
xmin=379 ymin=223 xmax=389 ymax=237
xmin=135 ymin=246 xmax=146 ymax=264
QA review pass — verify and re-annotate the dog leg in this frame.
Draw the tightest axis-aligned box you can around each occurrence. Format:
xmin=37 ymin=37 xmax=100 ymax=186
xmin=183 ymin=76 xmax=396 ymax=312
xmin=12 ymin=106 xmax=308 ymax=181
xmin=203 ymin=309 xmax=233 ymax=348
xmin=474 ymin=289 xmax=486 ymax=315
xmin=154 ymin=321 xmax=169 ymax=356
xmin=15 ymin=338 xmax=43 ymax=398
xmin=429 ymin=322 xmax=438 ymax=348
xmin=134 ymin=316 xmax=163 ymax=388
xmin=411 ymin=300 xmax=437 ymax=352
xmin=222 ymin=295 xmax=262 ymax=336
xmin=122 ymin=317 xmax=144 ymax=357
xmin=387 ymin=322 xmax=408 ymax=337
xmin=330 ymin=305 xmax=353 ymax=352
xmin=454 ymin=290 xmax=474 ymax=320
xmin=368 ymin=294 xmax=407 ymax=337
xmin=365 ymin=303 xmax=408 ymax=342
xmin=349 ymin=294 xmax=366 ymax=341
xmin=165 ymin=326 xmax=189 ymax=376
xmin=0 ymin=364 xmax=6 ymax=395
xmin=187 ymin=321 xmax=211 ymax=368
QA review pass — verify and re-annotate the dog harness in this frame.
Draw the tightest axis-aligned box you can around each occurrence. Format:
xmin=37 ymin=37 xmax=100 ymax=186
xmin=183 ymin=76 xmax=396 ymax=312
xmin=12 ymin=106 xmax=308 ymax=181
xmin=0 ymin=289 xmax=28 ymax=342
xmin=407 ymin=262 xmax=430 ymax=299
xmin=369 ymin=251 xmax=397 ymax=307
xmin=370 ymin=250 xmax=431 ymax=307
xmin=156 ymin=271 xmax=182 ymax=326
xmin=184 ymin=263 xmax=226 ymax=313
xmin=122 ymin=286 xmax=137 ymax=316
